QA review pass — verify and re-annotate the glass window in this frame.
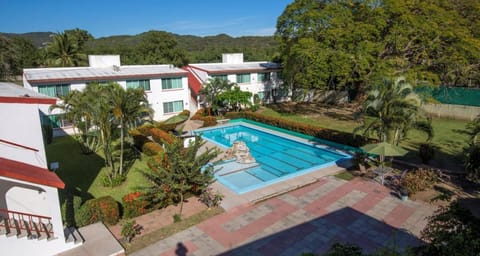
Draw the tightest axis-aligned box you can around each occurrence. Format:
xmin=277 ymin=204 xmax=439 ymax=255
xmin=210 ymin=74 xmax=228 ymax=81
xmin=163 ymin=100 xmax=184 ymax=113
xmin=236 ymin=73 xmax=251 ymax=83
xmin=127 ymin=79 xmax=150 ymax=91
xmin=257 ymin=72 xmax=270 ymax=82
xmin=257 ymin=91 xmax=265 ymax=100
xmin=40 ymin=113 xmax=71 ymax=128
xmin=38 ymin=84 xmax=70 ymax=97
xmin=162 ymin=77 xmax=183 ymax=90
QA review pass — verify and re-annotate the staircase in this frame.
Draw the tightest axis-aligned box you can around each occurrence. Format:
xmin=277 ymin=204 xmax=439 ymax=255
xmin=0 ymin=208 xmax=54 ymax=241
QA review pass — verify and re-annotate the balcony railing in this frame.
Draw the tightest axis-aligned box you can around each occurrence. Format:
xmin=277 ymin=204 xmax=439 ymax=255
xmin=0 ymin=208 xmax=53 ymax=239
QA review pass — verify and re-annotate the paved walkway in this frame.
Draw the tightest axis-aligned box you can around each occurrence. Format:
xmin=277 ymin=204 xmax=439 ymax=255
xmin=132 ymin=177 xmax=436 ymax=255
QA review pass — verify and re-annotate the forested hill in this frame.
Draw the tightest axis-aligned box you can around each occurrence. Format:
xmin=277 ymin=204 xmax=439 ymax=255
xmin=2 ymin=31 xmax=278 ymax=62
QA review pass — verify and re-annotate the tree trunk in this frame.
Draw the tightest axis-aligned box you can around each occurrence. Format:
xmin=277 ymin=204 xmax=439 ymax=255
xmin=119 ymin=119 xmax=124 ymax=176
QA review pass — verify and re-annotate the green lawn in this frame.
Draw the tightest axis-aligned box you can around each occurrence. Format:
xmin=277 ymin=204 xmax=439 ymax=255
xmin=260 ymin=106 xmax=470 ymax=171
xmin=46 ymin=136 xmax=149 ymax=202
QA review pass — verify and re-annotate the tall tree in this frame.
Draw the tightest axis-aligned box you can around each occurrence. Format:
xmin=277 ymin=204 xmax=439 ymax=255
xmin=45 ymin=32 xmax=87 ymax=67
xmin=136 ymin=30 xmax=188 ymax=66
xmin=217 ymin=86 xmax=252 ymax=112
xmin=109 ymin=84 xmax=152 ymax=177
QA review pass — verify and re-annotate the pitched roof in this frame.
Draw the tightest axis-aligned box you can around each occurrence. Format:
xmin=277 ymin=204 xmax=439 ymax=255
xmin=0 ymin=82 xmax=56 ymax=104
xmin=183 ymin=67 xmax=203 ymax=95
xmin=24 ymin=65 xmax=188 ymax=84
xmin=188 ymin=61 xmax=281 ymax=75
xmin=0 ymin=157 xmax=65 ymax=189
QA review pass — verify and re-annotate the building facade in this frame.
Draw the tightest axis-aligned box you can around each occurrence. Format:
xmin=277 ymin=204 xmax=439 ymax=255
xmin=0 ymin=82 xmax=82 ymax=255
xmin=186 ymin=53 xmax=286 ymax=108
xmin=23 ymin=55 xmax=195 ymax=134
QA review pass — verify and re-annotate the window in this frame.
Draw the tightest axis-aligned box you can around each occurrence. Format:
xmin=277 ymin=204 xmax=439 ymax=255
xmin=257 ymin=91 xmax=265 ymax=100
xmin=276 ymin=72 xmax=283 ymax=79
xmin=257 ymin=72 xmax=270 ymax=82
xmin=127 ymin=79 xmax=150 ymax=91
xmin=40 ymin=113 xmax=71 ymax=128
xmin=162 ymin=77 xmax=183 ymax=90
xmin=210 ymin=74 xmax=228 ymax=81
xmin=163 ymin=100 xmax=183 ymax=114
xmin=38 ymin=84 xmax=70 ymax=97
xmin=273 ymin=88 xmax=289 ymax=97
xmin=236 ymin=73 xmax=251 ymax=83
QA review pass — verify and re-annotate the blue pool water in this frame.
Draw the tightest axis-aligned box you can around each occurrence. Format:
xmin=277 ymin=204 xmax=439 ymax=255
xmin=196 ymin=123 xmax=350 ymax=194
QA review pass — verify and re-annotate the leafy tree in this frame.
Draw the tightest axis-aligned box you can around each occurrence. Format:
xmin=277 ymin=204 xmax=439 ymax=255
xmin=466 ymin=115 xmax=480 ymax=145
xmin=200 ymin=77 xmax=235 ymax=115
xmin=217 ymin=86 xmax=252 ymax=112
xmin=0 ymin=35 xmax=39 ymax=79
xmin=355 ymin=77 xmax=433 ymax=145
xmin=45 ymin=32 xmax=87 ymax=67
xmin=419 ymin=202 xmax=480 ymax=255
xmin=65 ymin=28 xmax=93 ymax=50
xmin=135 ymin=30 xmax=188 ymax=66
xmin=141 ymin=136 xmax=219 ymax=216
xmin=275 ymin=0 xmax=480 ymax=93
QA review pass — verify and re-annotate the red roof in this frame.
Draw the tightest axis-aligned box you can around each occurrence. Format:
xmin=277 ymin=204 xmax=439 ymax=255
xmin=0 ymin=157 xmax=65 ymax=189
xmin=183 ymin=67 xmax=203 ymax=95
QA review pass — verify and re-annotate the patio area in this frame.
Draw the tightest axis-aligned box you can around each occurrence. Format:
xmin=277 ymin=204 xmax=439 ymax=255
xmin=131 ymin=176 xmax=437 ymax=255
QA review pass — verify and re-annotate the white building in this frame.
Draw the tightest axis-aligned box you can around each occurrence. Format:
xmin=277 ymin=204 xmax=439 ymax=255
xmin=0 ymin=82 xmax=82 ymax=255
xmin=23 ymin=55 xmax=195 ymax=134
xmin=186 ymin=53 xmax=286 ymax=106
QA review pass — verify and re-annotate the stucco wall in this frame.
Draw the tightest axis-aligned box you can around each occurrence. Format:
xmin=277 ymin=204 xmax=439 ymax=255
xmin=0 ymin=102 xmax=47 ymax=168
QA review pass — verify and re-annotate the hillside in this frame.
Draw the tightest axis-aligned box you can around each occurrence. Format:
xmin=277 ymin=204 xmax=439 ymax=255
xmin=2 ymin=31 xmax=278 ymax=62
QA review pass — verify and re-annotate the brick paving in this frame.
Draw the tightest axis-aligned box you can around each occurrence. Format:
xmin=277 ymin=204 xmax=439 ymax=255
xmin=132 ymin=177 xmax=437 ymax=256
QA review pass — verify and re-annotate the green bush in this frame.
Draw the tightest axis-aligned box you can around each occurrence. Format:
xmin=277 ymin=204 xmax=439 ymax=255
xmin=224 ymin=111 xmax=373 ymax=147
xmin=191 ymin=109 xmax=217 ymax=127
xmin=61 ymin=195 xmax=83 ymax=227
xmin=76 ymin=196 xmax=120 ymax=226
xmin=464 ymin=144 xmax=480 ymax=183
xmin=122 ymin=192 xmax=148 ymax=219
xmin=401 ymin=168 xmax=438 ymax=195
xmin=142 ymin=142 xmax=163 ymax=156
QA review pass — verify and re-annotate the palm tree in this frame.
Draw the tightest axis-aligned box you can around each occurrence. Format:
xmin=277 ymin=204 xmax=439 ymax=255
xmin=355 ymin=77 xmax=433 ymax=145
xmin=45 ymin=32 xmax=86 ymax=67
xmin=109 ymin=83 xmax=152 ymax=177
xmin=200 ymin=77 xmax=235 ymax=115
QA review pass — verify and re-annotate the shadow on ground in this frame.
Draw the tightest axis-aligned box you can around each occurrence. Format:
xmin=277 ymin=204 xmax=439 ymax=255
xmin=216 ymin=207 xmax=422 ymax=255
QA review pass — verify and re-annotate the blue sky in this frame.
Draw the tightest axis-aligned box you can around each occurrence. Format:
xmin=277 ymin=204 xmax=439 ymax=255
xmin=0 ymin=0 xmax=293 ymax=38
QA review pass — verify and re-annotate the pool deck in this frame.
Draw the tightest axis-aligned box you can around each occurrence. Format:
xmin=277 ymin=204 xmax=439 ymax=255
xmin=132 ymin=176 xmax=437 ymax=256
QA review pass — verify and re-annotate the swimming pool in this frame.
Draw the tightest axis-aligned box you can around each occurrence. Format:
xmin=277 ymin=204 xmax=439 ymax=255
xmin=196 ymin=122 xmax=351 ymax=194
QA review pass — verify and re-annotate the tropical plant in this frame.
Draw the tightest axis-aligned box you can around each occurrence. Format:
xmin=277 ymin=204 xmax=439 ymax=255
xmin=45 ymin=32 xmax=86 ymax=67
xmin=200 ymin=77 xmax=235 ymax=116
xmin=198 ymin=187 xmax=224 ymax=208
xmin=217 ymin=86 xmax=253 ymax=112
xmin=355 ymin=77 xmax=433 ymax=145
xmin=121 ymin=219 xmax=138 ymax=243
xmin=466 ymin=114 xmax=480 ymax=145
xmin=140 ymin=136 xmax=220 ymax=216
xmin=420 ymin=201 xmax=480 ymax=255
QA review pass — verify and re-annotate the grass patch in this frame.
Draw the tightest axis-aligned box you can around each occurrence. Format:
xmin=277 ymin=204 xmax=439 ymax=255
xmin=123 ymin=207 xmax=224 ymax=253
xmin=46 ymin=136 xmax=150 ymax=202
xmin=335 ymin=171 xmax=355 ymax=181
xmin=261 ymin=106 xmax=469 ymax=171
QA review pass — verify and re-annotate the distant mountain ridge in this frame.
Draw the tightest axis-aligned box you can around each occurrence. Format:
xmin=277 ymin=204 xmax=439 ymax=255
xmin=1 ymin=31 xmax=278 ymax=62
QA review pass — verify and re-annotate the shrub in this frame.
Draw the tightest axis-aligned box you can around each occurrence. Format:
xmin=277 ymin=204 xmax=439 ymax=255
xmin=149 ymin=127 xmax=175 ymax=145
xmin=122 ymin=192 xmax=148 ymax=219
xmin=191 ymin=109 xmax=217 ymax=127
xmin=179 ymin=110 xmax=190 ymax=117
xmin=76 ymin=196 xmax=120 ymax=226
xmin=401 ymin=168 xmax=438 ymax=195
xmin=61 ymin=195 xmax=83 ymax=227
xmin=224 ymin=111 xmax=373 ymax=147
xmin=419 ymin=143 xmax=435 ymax=164
xmin=198 ymin=187 xmax=224 ymax=208
xmin=129 ymin=129 xmax=149 ymax=150
xmin=137 ymin=123 xmax=154 ymax=136
xmin=173 ymin=213 xmax=182 ymax=223
xmin=121 ymin=219 xmax=137 ymax=243
xmin=464 ymin=144 xmax=480 ymax=184
xmin=101 ymin=173 xmax=126 ymax=187
xmin=142 ymin=142 xmax=163 ymax=156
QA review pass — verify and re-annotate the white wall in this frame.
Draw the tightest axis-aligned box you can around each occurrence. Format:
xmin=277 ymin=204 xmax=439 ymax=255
xmin=88 ymin=55 xmax=121 ymax=68
xmin=222 ymin=53 xmax=244 ymax=64
xmin=147 ymin=76 xmax=190 ymax=120
xmin=0 ymin=103 xmax=48 ymax=168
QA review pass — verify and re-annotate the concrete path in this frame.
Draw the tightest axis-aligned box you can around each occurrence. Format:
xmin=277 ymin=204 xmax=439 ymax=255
xmin=132 ymin=177 xmax=436 ymax=256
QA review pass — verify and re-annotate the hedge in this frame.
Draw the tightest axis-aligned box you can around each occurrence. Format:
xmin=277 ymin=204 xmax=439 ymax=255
xmin=142 ymin=142 xmax=164 ymax=156
xmin=224 ymin=111 xmax=373 ymax=147
xmin=76 ymin=196 xmax=120 ymax=226
xmin=150 ymin=127 xmax=175 ymax=145
xmin=191 ymin=109 xmax=217 ymax=127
